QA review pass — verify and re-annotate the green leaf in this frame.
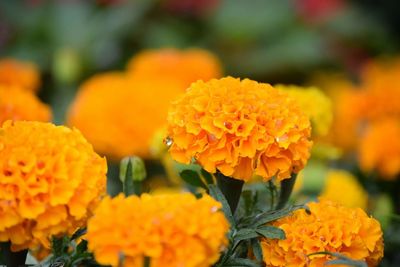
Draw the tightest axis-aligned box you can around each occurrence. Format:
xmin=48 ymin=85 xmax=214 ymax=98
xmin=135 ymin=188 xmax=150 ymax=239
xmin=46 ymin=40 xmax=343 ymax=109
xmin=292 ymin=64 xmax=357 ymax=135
xmin=76 ymin=240 xmax=88 ymax=254
xmin=251 ymin=205 xmax=305 ymax=227
xmin=234 ymin=228 xmax=259 ymax=241
xmin=325 ymin=259 xmax=367 ymax=267
xmin=256 ymin=226 xmax=285 ymax=240
xmin=251 ymin=238 xmax=263 ymax=262
xmin=201 ymin=168 xmax=214 ymax=184
xmin=308 ymin=252 xmax=367 ymax=267
xmin=223 ymin=257 xmax=260 ymax=267
xmin=180 ymin=170 xmax=207 ymax=189
xmin=208 ymin=184 xmax=235 ymax=227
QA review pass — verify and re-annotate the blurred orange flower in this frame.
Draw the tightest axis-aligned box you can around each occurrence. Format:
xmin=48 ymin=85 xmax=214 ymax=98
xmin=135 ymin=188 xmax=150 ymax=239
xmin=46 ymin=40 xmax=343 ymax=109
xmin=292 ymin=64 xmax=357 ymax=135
xmin=67 ymin=72 xmax=184 ymax=160
xmin=127 ymin=48 xmax=222 ymax=89
xmin=0 ymin=59 xmax=41 ymax=92
xmin=166 ymin=77 xmax=312 ymax=182
xmin=0 ymin=121 xmax=107 ymax=255
xmin=0 ymin=85 xmax=52 ymax=125
xmin=87 ymin=193 xmax=228 ymax=267
xmin=359 ymin=118 xmax=400 ymax=180
xmin=262 ymin=199 xmax=384 ymax=267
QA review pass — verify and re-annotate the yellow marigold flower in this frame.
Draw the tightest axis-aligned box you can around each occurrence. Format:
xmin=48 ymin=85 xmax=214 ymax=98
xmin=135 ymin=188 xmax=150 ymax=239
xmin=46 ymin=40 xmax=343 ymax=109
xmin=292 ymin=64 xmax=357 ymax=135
xmin=127 ymin=48 xmax=222 ymax=88
xmin=166 ymin=77 xmax=312 ymax=182
xmin=0 ymin=121 xmax=107 ymax=254
xmin=0 ymin=58 xmax=40 ymax=92
xmin=276 ymin=85 xmax=333 ymax=137
xmin=87 ymin=193 xmax=229 ymax=267
xmin=261 ymin=199 xmax=384 ymax=267
xmin=359 ymin=118 xmax=400 ymax=180
xmin=320 ymin=169 xmax=368 ymax=209
xmin=67 ymin=72 xmax=184 ymax=160
xmin=0 ymin=85 xmax=52 ymax=124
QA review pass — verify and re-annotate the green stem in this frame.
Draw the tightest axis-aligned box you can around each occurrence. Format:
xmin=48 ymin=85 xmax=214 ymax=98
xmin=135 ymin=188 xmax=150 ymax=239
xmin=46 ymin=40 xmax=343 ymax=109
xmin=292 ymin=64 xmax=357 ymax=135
xmin=268 ymin=180 xmax=276 ymax=210
xmin=143 ymin=256 xmax=151 ymax=267
xmin=216 ymin=172 xmax=244 ymax=215
xmin=0 ymin=242 xmax=27 ymax=267
xmin=276 ymin=173 xmax=297 ymax=210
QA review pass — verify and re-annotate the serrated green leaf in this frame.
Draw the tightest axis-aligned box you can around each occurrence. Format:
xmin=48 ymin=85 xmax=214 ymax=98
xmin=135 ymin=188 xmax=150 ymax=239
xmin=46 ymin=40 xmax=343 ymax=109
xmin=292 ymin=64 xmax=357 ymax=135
xmin=223 ymin=257 xmax=260 ymax=267
xmin=256 ymin=225 xmax=285 ymax=240
xmin=201 ymin=168 xmax=214 ymax=184
xmin=251 ymin=205 xmax=305 ymax=227
xmin=234 ymin=228 xmax=259 ymax=241
xmin=180 ymin=170 xmax=207 ymax=189
xmin=208 ymin=184 xmax=235 ymax=227
xmin=251 ymin=238 xmax=263 ymax=262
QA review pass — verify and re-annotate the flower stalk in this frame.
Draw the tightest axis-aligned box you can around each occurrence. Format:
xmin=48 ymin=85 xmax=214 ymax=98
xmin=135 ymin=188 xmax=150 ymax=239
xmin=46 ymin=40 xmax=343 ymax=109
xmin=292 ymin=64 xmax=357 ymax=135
xmin=0 ymin=242 xmax=27 ymax=267
xmin=276 ymin=173 xmax=297 ymax=210
xmin=216 ymin=171 xmax=244 ymax=214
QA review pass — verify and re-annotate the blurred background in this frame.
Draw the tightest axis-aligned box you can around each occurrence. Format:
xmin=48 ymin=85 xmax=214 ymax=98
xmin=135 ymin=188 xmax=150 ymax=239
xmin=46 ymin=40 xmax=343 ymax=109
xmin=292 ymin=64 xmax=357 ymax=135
xmin=1 ymin=0 xmax=400 ymax=265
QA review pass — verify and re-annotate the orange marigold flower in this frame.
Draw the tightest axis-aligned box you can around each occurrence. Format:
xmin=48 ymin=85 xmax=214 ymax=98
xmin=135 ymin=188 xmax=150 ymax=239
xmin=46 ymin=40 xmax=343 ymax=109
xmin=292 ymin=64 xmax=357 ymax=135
xmin=359 ymin=118 xmax=400 ymax=180
xmin=0 ymin=121 xmax=107 ymax=255
xmin=0 ymin=58 xmax=41 ymax=92
xmin=166 ymin=77 xmax=312 ymax=182
xmin=320 ymin=169 xmax=368 ymax=209
xmin=127 ymin=48 xmax=222 ymax=88
xmin=356 ymin=58 xmax=400 ymax=122
xmin=0 ymin=85 xmax=52 ymax=124
xmin=87 ymin=193 xmax=229 ymax=267
xmin=67 ymin=72 xmax=184 ymax=160
xmin=261 ymin=199 xmax=384 ymax=267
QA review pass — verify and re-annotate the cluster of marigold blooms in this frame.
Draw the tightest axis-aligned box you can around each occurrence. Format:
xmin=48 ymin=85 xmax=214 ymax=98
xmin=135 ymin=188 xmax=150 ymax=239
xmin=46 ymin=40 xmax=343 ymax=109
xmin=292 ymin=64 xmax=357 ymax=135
xmin=0 ymin=50 xmax=384 ymax=266
xmin=317 ymin=58 xmax=400 ymax=180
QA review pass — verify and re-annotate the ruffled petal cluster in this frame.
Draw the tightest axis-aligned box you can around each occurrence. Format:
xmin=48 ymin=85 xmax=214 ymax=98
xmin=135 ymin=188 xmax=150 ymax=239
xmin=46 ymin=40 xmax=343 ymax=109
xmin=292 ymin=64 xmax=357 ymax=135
xmin=276 ymin=85 xmax=333 ymax=137
xmin=0 ymin=121 xmax=107 ymax=255
xmin=0 ymin=59 xmax=40 ymax=92
xmin=67 ymin=73 xmax=184 ymax=160
xmin=68 ymin=48 xmax=222 ymax=161
xmin=127 ymin=48 xmax=222 ymax=88
xmin=321 ymin=169 xmax=368 ymax=209
xmin=166 ymin=77 xmax=312 ymax=182
xmin=0 ymin=85 xmax=52 ymax=124
xmin=87 ymin=193 xmax=229 ymax=267
xmin=359 ymin=118 xmax=400 ymax=179
xmin=261 ymin=199 xmax=384 ymax=267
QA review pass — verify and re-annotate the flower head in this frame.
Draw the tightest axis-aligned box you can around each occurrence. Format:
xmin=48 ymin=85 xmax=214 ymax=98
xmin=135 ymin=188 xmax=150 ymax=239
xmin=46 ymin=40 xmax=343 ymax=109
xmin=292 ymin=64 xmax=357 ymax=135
xmin=276 ymin=85 xmax=333 ymax=137
xmin=0 ymin=59 xmax=40 ymax=92
xmin=67 ymin=72 xmax=183 ymax=160
xmin=127 ymin=48 xmax=222 ymax=88
xmin=87 ymin=193 xmax=229 ymax=267
xmin=320 ymin=169 xmax=368 ymax=209
xmin=0 ymin=121 xmax=107 ymax=254
xmin=166 ymin=77 xmax=312 ymax=182
xmin=0 ymin=85 xmax=52 ymax=124
xmin=261 ymin=199 xmax=384 ymax=267
xmin=359 ymin=118 xmax=400 ymax=179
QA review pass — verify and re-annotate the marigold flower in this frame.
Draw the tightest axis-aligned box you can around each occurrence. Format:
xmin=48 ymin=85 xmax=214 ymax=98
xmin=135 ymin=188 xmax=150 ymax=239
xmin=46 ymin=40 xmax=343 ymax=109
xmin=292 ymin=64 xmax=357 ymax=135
xmin=261 ymin=199 xmax=384 ymax=267
xmin=320 ymin=169 xmax=368 ymax=209
xmin=67 ymin=72 xmax=184 ymax=160
xmin=0 ymin=85 xmax=52 ymax=124
xmin=87 ymin=193 xmax=229 ymax=267
xmin=0 ymin=59 xmax=40 ymax=92
xmin=127 ymin=48 xmax=222 ymax=88
xmin=356 ymin=58 xmax=400 ymax=122
xmin=359 ymin=118 xmax=400 ymax=180
xmin=0 ymin=121 xmax=107 ymax=254
xmin=166 ymin=77 xmax=312 ymax=182
xmin=276 ymin=85 xmax=333 ymax=137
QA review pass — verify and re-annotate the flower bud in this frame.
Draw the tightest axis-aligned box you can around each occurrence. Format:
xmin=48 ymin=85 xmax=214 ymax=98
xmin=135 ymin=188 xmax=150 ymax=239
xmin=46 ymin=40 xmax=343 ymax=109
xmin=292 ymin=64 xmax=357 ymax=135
xmin=119 ymin=156 xmax=146 ymax=183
